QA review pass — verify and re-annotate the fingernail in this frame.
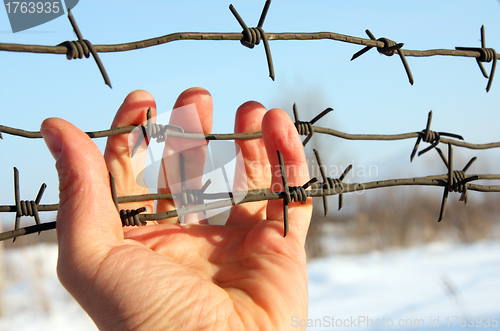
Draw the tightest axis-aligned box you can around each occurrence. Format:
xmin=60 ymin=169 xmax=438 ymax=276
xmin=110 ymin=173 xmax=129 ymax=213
xmin=41 ymin=127 xmax=63 ymax=160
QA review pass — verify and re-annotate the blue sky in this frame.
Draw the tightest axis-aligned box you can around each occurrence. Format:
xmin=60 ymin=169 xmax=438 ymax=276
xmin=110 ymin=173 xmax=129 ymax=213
xmin=0 ymin=0 xmax=499 ymax=227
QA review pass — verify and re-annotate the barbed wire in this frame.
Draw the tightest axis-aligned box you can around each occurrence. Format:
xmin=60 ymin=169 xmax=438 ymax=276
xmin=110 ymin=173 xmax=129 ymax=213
xmin=2 ymin=106 xmax=500 ymax=158
xmin=1 ymin=136 xmax=499 ymax=242
xmin=1 ymin=168 xmax=499 ymax=242
xmin=1 ymin=0 xmax=499 ymax=242
xmin=0 ymin=1 xmax=497 ymax=90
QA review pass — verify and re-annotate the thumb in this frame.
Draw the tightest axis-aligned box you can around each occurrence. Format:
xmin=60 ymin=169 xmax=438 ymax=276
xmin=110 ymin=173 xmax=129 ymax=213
xmin=41 ymin=118 xmax=124 ymax=285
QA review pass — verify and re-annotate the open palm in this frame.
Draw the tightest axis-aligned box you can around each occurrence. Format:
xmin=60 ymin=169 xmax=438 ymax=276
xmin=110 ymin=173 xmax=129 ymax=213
xmin=41 ymin=88 xmax=312 ymax=331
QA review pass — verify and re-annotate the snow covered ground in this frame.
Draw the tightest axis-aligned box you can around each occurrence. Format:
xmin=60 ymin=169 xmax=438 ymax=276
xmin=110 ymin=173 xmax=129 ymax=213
xmin=307 ymin=242 xmax=500 ymax=330
xmin=0 ymin=241 xmax=499 ymax=330
xmin=1 ymin=244 xmax=97 ymax=331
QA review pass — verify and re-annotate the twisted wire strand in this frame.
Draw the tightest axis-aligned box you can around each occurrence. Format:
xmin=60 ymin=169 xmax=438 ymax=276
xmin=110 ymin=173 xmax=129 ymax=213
xmin=180 ymin=189 xmax=206 ymax=205
xmin=350 ymin=29 xmax=414 ymax=85
xmin=147 ymin=121 xmax=170 ymax=143
xmin=130 ymin=107 xmax=185 ymax=157
xmin=0 ymin=3 xmax=497 ymax=88
xmin=277 ymin=150 xmax=319 ymax=237
xmin=2 ymin=172 xmax=499 ymax=242
xmin=0 ymin=32 xmax=486 ymax=57
xmin=449 ymin=171 xmax=467 ymax=194
xmin=2 ymin=108 xmax=500 ymax=154
xmin=323 ymin=173 xmax=350 ymax=211
xmin=410 ymin=110 xmax=464 ymax=162
xmin=1 ymin=173 xmax=498 ymax=214
xmin=376 ymin=38 xmax=402 ymax=56
xmin=57 ymin=39 xmax=92 ymax=59
xmin=178 ymin=153 xmax=212 ymax=223
xmin=120 ymin=207 xmax=147 ymax=227
xmin=63 ymin=10 xmax=111 ymax=88
xmin=456 ymin=26 xmax=497 ymax=92
xmin=313 ymin=149 xmax=352 ymax=216
xmin=287 ymin=186 xmax=309 ymax=204
xmin=293 ymin=103 xmax=314 ymax=146
xmin=294 ymin=121 xmax=314 ymax=139
xmin=229 ymin=0 xmax=274 ymax=80
xmin=17 ymin=200 xmax=38 ymax=218
xmin=242 ymin=27 xmax=264 ymax=47
xmin=325 ymin=178 xmax=343 ymax=189
xmin=435 ymin=144 xmax=480 ymax=222
xmin=293 ymin=104 xmax=334 ymax=146
xmin=12 ymin=168 xmax=46 ymax=241
xmin=92 ymin=174 xmax=500 ymax=220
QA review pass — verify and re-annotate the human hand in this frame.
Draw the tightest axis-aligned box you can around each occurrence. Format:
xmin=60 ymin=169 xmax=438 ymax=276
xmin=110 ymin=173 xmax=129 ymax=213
xmin=40 ymin=88 xmax=312 ymax=330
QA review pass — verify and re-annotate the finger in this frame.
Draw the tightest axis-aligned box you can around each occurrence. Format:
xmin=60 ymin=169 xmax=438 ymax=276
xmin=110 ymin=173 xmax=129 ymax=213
xmin=227 ymin=101 xmax=270 ymax=224
xmin=104 ymin=90 xmax=156 ymax=213
xmin=263 ymin=109 xmax=312 ymax=243
xmin=40 ymin=117 xmax=123 ymax=292
xmin=157 ymin=87 xmax=213 ymax=224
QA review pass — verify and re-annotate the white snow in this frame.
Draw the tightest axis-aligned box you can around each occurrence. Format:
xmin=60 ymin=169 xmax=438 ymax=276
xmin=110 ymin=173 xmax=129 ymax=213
xmin=1 ymin=242 xmax=499 ymax=330
xmin=1 ymin=244 xmax=97 ymax=331
xmin=307 ymin=242 xmax=500 ymax=330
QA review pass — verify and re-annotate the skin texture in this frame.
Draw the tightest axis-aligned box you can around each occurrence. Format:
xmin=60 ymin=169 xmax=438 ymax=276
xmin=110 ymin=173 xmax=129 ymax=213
xmin=40 ymin=88 xmax=312 ymax=331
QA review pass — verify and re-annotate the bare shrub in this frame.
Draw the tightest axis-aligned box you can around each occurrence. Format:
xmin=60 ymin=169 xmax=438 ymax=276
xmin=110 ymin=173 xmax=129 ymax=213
xmin=305 ymin=188 xmax=500 ymax=257
xmin=346 ymin=189 xmax=500 ymax=253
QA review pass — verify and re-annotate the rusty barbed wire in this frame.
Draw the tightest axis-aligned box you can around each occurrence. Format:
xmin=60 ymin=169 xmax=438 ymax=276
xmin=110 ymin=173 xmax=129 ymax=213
xmin=1 ymin=1 xmax=499 ymax=242
xmin=12 ymin=167 xmax=46 ymax=241
xmin=277 ymin=150 xmax=318 ymax=237
xmin=131 ymin=107 xmax=185 ymax=157
xmin=2 ymin=107 xmax=500 ymax=154
xmin=0 ymin=1 xmax=498 ymax=90
xmin=350 ymin=29 xmax=414 ymax=85
xmin=293 ymin=104 xmax=333 ymax=147
xmin=56 ymin=10 xmax=111 ymax=88
xmin=434 ymin=144 xmax=480 ymax=222
xmin=312 ymin=149 xmax=352 ymax=217
xmin=456 ymin=25 xmax=498 ymax=92
xmin=1 ymin=171 xmax=499 ymax=242
xmin=109 ymin=171 xmax=148 ymax=226
xmin=409 ymin=111 xmax=464 ymax=162
xmin=178 ymin=153 xmax=212 ymax=224
xmin=1 ymin=102 xmax=499 ymax=240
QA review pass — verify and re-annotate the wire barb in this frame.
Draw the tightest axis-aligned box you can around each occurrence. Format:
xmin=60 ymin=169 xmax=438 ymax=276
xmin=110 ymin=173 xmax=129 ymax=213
xmin=313 ymin=149 xmax=352 ymax=216
xmin=57 ymin=10 xmax=112 ymax=88
xmin=277 ymin=150 xmax=317 ymax=237
xmin=410 ymin=110 xmax=464 ymax=162
xmin=180 ymin=179 xmax=212 ymax=206
xmin=131 ymin=107 xmax=185 ymax=157
xmin=456 ymin=26 xmax=497 ymax=92
xmin=0 ymin=12 xmax=498 ymax=90
xmin=13 ymin=167 xmax=46 ymax=242
xmin=110 ymin=171 xmax=148 ymax=226
xmin=435 ymin=143 xmax=479 ymax=222
xmin=178 ymin=153 xmax=212 ymax=224
xmin=293 ymin=104 xmax=334 ymax=147
xmin=2 ymin=109 xmax=500 ymax=151
xmin=229 ymin=0 xmax=275 ymax=80
xmin=120 ymin=207 xmax=147 ymax=227
xmin=1 ymin=169 xmax=500 ymax=242
xmin=351 ymin=29 xmax=414 ymax=85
